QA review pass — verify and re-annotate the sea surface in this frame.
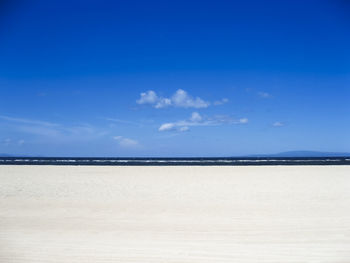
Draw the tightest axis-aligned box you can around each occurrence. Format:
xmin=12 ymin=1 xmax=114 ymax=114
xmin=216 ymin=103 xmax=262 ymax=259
xmin=0 ymin=157 xmax=349 ymax=165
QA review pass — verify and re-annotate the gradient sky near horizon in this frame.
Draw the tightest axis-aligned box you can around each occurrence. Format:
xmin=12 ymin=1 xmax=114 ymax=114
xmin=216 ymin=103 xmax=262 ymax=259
xmin=0 ymin=0 xmax=349 ymax=157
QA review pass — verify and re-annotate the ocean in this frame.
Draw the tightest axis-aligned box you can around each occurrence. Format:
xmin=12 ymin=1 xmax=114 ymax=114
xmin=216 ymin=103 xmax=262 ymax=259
xmin=0 ymin=157 xmax=349 ymax=165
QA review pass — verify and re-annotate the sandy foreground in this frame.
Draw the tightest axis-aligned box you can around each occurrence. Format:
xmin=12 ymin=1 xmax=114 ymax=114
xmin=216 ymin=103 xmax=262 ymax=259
xmin=0 ymin=165 xmax=350 ymax=262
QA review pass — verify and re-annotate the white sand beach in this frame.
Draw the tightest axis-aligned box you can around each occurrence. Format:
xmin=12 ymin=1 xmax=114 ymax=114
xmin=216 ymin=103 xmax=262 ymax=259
xmin=0 ymin=165 xmax=350 ymax=262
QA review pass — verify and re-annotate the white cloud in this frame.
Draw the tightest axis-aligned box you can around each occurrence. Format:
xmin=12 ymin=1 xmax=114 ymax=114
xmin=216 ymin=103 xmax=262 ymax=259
xmin=155 ymin=98 xmax=172 ymax=109
xmin=136 ymin=89 xmax=210 ymax=109
xmin=258 ymin=92 xmax=271 ymax=98
xmin=136 ymin=90 xmax=158 ymax=105
xmin=273 ymin=121 xmax=284 ymax=127
xmin=159 ymin=123 xmax=176 ymax=132
xmin=213 ymin=98 xmax=229 ymax=105
xmin=190 ymin=112 xmax=202 ymax=122
xmin=171 ymin=89 xmax=209 ymax=108
xmin=159 ymin=112 xmax=248 ymax=132
xmin=113 ymin=136 xmax=139 ymax=148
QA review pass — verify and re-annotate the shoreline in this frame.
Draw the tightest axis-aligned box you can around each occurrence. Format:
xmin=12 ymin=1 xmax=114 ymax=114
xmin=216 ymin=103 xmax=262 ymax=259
xmin=1 ymin=157 xmax=350 ymax=166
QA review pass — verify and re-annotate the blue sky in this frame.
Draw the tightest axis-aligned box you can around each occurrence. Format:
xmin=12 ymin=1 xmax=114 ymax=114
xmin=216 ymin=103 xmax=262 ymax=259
xmin=0 ymin=0 xmax=349 ymax=157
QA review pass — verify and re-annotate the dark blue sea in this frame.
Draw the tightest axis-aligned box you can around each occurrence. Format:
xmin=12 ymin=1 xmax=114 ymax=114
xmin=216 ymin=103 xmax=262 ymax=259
xmin=0 ymin=157 xmax=349 ymax=166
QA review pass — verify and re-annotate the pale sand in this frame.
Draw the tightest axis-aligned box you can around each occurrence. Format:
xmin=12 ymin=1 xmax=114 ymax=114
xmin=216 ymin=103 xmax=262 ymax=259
xmin=0 ymin=166 xmax=350 ymax=262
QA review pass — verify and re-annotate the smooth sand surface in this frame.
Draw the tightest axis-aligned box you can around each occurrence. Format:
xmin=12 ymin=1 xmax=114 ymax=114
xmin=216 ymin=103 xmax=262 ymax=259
xmin=0 ymin=165 xmax=350 ymax=262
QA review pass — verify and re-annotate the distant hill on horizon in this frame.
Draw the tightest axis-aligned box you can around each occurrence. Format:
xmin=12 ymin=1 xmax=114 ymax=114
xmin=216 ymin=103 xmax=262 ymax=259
xmin=247 ymin=151 xmax=350 ymax=158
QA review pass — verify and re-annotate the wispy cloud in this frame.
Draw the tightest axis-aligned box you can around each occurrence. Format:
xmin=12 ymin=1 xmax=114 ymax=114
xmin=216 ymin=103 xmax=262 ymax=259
xmin=158 ymin=112 xmax=248 ymax=132
xmin=2 ymin=138 xmax=12 ymax=146
xmin=104 ymin=117 xmax=141 ymax=126
xmin=36 ymin=92 xmax=47 ymax=97
xmin=178 ymin=126 xmax=189 ymax=132
xmin=238 ymin=118 xmax=249 ymax=124
xmin=17 ymin=125 xmax=62 ymax=137
xmin=113 ymin=136 xmax=139 ymax=148
xmin=272 ymin=121 xmax=284 ymax=127
xmin=1 ymin=138 xmax=25 ymax=146
xmin=258 ymin=92 xmax=272 ymax=98
xmin=0 ymin=114 xmax=107 ymax=141
xmin=137 ymin=89 xmax=210 ymax=109
xmin=0 ymin=115 xmax=59 ymax=127
xmin=213 ymin=98 xmax=229 ymax=105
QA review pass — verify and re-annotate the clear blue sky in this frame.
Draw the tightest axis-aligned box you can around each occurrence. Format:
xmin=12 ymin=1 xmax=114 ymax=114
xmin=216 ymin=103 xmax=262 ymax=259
xmin=0 ymin=0 xmax=349 ymax=157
